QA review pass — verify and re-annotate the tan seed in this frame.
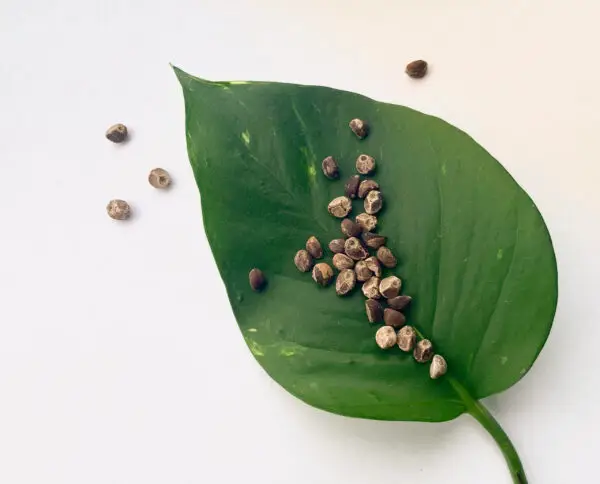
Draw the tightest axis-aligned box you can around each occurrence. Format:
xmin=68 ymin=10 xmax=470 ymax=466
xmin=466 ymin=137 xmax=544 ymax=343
xmin=356 ymin=213 xmax=377 ymax=232
xmin=294 ymin=250 xmax=314 ymax=272
xmin=377 ymin=246 xmax=397 ymax=268
xmin=430 ymin=355 xmax=448 ymax=379
xmin=344 ymin=175 xmax=361 ymax=199
xmin=321 ymin=156 xmax=340 ymax=179
xmin=379 ymin=276 xmax=402 ymax=299
xmin=406 ymin=59 xmax=428 ymax=79
xmin=105 ymin=123 xmax=128 ymax=143
xmin=328 ymin=238 xmax=346 ymax=254
xmin=362 ymin=277 xmax=381 ymax=299
xmin=365 ymin=299 xmax=384 ymax=323
xmin=384 ymin=308 xmax=406 ymax=328
xmin=336 ymin=269 xmax=356 ymax=296
xmin=106 ymin=199 xmax=131 ymax=220
xmin=362 ymin=232 xmax=386 ymax=249
xmin=341 ymin=218 xmax=362 ymax=238
xmin=358 ymin=179 xmax=379 ymax=199
xmin=148 ymin=168 xmax=171 ymax=189
xmin=328 ymin=196 xmax=352 ymax=218
xmin=249 ymin=268 xmax=266 ymax=292
xmin=356 ymin=154 xmax=376 ymax=175
xmin=397 ymin=326 xmax=416 ymax=352
xmin=349 ymin=118 xmax=368 ymax=139
xmin=306 ymin=236 xmax=323 ymax=259
xmin=354 ymin=260 xmax=373 ymax=282
xmin=414 ymin=339 xmax=434 ymax=363
xmin=312 ymin=262 xmax=334 ymax=287
xmin=365 ymin=256 xmax=382 ymax=277
xmin=333 ymin=253 xmax=355 ymax=270
xmin=364 ymin=190 xmax=383 ymax=215
xmin=344 ymin=237 xmax=368 ymax=260
xmin=388 ymin=295 xmax=412 ymax=311
xmin=375 ymin=326 xmax=397 ymax=349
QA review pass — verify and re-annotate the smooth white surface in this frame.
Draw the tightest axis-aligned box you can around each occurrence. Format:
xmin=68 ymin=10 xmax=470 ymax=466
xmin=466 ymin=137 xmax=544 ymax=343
xmin=0 ymin=1 xmax=597 ymax=483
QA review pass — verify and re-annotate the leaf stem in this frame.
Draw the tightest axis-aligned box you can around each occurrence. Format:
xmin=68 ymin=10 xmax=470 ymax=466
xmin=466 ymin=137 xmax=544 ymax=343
xmin=449 ymin=378 xmax=527 ymax=484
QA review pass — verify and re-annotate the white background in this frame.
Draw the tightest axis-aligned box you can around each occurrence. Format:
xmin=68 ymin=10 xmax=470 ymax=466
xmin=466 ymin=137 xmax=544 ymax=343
xmin=0 ymin=1 xmax=597 ymax=483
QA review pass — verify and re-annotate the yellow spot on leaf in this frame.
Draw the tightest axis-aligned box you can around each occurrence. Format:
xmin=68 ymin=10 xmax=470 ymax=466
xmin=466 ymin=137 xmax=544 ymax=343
xmin=228 ymin=81 xmax=250 ymax=85
xmin=241 ymin=130 xmax=251 ymax=145
xmin=307 ymin=164 xmax=317 ymax=180
xmin=497 ymin=249 xmax=504 ymax=260
xmin=441 ymin=163 xmax=447 ymax=175
xmin=245 ymin=338 xmax=264 ymax=356
xmin=500 ymin=356 xmax=508 ymax=365
xmin=247 ymin=328 xmax=257 ymax=333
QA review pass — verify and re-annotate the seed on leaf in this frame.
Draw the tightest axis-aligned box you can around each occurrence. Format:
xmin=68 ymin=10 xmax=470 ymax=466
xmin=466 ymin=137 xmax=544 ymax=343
xmin=321 ymin=156 xmax=340 ymax=179
xmin=336 ymin=269 xmax=356 ymax=296
xmin=105 ymin=123 xmax=128 ymax=143
xmin=356 ymin=213 xmax=377 ymax=232
xmin=356 ymin=154 xmax=376 ymax=175
xmin=384 ymin=308 xmax=406 ymax=328
xmin=414 ymin=339 xmax=434 ymax=363
xmin=345 ymin=237 xmax=368 ymax=260
xmin=249 ymin=268 xmax=266 ymax=291
xmin=406 ymin=59 xmax=428 ymax=79
xmin=364 ymin=190 xmax=383 ymax=215
xmin=312 ymin=262 xmax=334 ymax=287
xmin=377 ymin=246 xmax=397 ymax=268
xmin=375 ymin=326 xmax=397 ymax=349
xmin=429 ymin=354 xmax=448 ymax=379
xmin=354 ymin=260 xmax=373 ymax=281
xmin=333 ymin=253 xmax=355 ymax=270
xmin=294 ymin=249 xmax=314 ymax=272
xmin=358 ymin=179 xmax=379 ymax=199
xmin=344 ymin=175 xmax=361 ymax=199
xmin=362 ymin=232 xmax=386 ymax=249
xmin=388 ymin=295 xmax=412 ymax=311
xmin=362 ymin=277 xmax=381 ymax=299
xmin=397 ymin=326 xmax=416 ymax=352
xmin=349 ymin=118 xmax=368 ymax=139
xmin=328 ymin=196 xmax=352 ymax=218
xmin=365 ymin=299 xmax=384 ymax=323
xmin=379 ymin=276 xmax=402 ymax=298
xmin=306 ymin=236 xmax=323 ymax=259
xmin=148 ymin=168 xmax=171 ymax=189
xmin=106 ymin=199 xmax=131 ymax=220
xmin=365 ymin=256 xmax=382 ymax=277
xmin=329 ymin=238 xmax=346 ymax=254
xmin=341 ymin=218 xmax=362 ymax=238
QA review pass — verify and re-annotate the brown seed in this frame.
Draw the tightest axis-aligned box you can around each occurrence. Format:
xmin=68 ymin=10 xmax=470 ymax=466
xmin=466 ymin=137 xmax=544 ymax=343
xmin=430 ymin=354 xmax=448 ymax=379
xmin=356 ymin=213 xmax=377 ymax=232
xmin=365 ymin=299 xmax=384 ymax=323
xmin=406 ymin=60 xmax=428 ymax=79
xmin=312 ymin=262 xmax=334 ymax=287
xmin=341 ymin=218 xmax=362 ymax=238
xmin=294 ymin=249 xmax=314 ymax=272
xmin=344 ymin=175 xmax=361 ymax=199
xmin=106 ymin=199 xmax=131 ymax=220
xmin=364 ymin=190 xmax=383 ymax=215
xmin=321 ymin=156 xmax=340 ymax=179
xmin=349 ymin=118 xmax=368 ymax=139
xmin=344 ymin=237 xmax=368 ymax=260
xmin=336 ymin=269 xmax=356 ymax=296
xmin=356 ymin=154 xmax=376 ymax=175
xmin=377 ymin=246 xmax=397 ymax=268
xmin=354 ymin=260 xmax=373 ymax=282
xmin=306 ymin=236 xmax=323 ymax=259
xmin=362 ymin=232 xmax=386 ymax=249
xmin=362 ymin=277 xmax=381 ymax=299
xmin=384 ymin=308 xmax=406 ymax=328
xmin=357 ymin=179 xmax=379 ymax=199
xmin=414 ymin=339 xmax=434 ymax=363
xmin=379 ymin=276 xmax=402 ymax=299
xmin=328 ymin=196 xmax=352 ymax=218
xmin=365 ymin=256 xmax=382 ymax=277
xmin=397 ymin=326 xmax=416 ymax=352
xmin=148 ymin=168 xmax=171 ymax=189
xmin=105 ymin=123 xmax=128 ymax=143
xmin=388 ymin=295 xmax=412 ymax=311
xmin=333 ymin=253 xmax=355 ymax=270
xmin=249 ymin=268 xmax=266 ymax=291
xmin=329 ymin=238 xmax=346 ymax=254
xmin=375 ymin=326 xmax=397 ymax=349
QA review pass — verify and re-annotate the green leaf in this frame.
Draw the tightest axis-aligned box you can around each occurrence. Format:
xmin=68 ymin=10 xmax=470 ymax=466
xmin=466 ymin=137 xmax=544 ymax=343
xmin=173 ymin=67 xmax=557 ymax=425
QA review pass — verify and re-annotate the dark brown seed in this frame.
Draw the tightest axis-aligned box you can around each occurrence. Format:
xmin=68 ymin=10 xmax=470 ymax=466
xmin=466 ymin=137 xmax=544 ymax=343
xmin=356 ymin=154 xmax=376 ymax=175
xmin=336 ymin=269 xmax=356 ymax=296
xmin=362 ymin=232 xmax=386 ymax=249
xmin=105 ymin=123 xmax=128 ymax=143
xmin=357 ymin=179 xmax=379 ymax=199
xmin=364 ymin=190 xmax=383 ymax=215
xmin=249 ymin=268 xmax=266 ymax=291
xmin=414 ymin=339 xmax=434 ymax=363
xmin=349 ymin=118 xmax=368 ymax=139
xmin=430 ymin=355 xmax=448 ymax=379
xmin=375 ymin=326 xmax=397 ymax=349
xmin=333 ymin=253 xmax=355 ymax=270
xmin=397 ymin=326 xmax=416 ymax=351
xmin=365 ymin=256 xmax=382 ymax=277
xmin=406 ymin=60 xmax=428 ymax=79
xmin=148 ymin=168 xmax=171 ymax=189
xmin=321 ymin=156 xmax=340 ymax=179
xmin=388 ymin=295 xmax=412 ymax=311
xmin=106 ymin=199 xmax=131 ymax=220
xmin=312 ymin=262 xmax=334 ymax=287
xmin=341 ymin=218 xmax=362 ymax=238
xmin=379 ymin=276 xmax=402 ymax=299
xmin=384 ymin=308 xmax=406 ymax=328
xmin=377 ymin=246 xmax=397 ymax=268
xmin=306 ymin=236 xmax=323 ymax=259
xmin=354 ymin=260 xmax=373 ymax=282
xmin=344 ymin=237 xmax=368 ymax=260
xmin=356 ymin=213 xmax=377 ymax=232
xmin=344 ymin=175 xmax=361 ymax=199
xmin=328 ymin=196 xmax=352 ymax=218
xmin=365 ymin=299 xmax=384 ymax=323
xmin=294 ymin=250 xmax=314 ymax=272
xmin=362 ymin=277 xmax=381 ymax=299
xmin=329 ymin=238 xmax=346 ymax=254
